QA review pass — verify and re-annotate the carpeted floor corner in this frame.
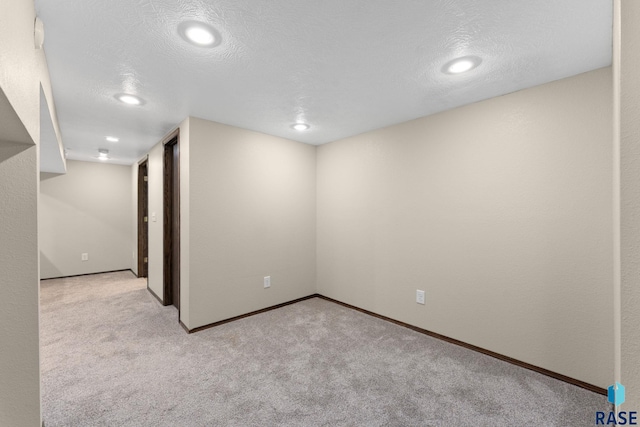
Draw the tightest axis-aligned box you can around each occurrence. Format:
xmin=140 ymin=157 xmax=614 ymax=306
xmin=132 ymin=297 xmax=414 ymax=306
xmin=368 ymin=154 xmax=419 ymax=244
xmin=40 ymin=271 xmax=609 ymax=426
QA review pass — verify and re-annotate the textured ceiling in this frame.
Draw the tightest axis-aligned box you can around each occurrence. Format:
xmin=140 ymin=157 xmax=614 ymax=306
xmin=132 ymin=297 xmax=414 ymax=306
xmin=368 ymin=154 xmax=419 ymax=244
xmin=35 ymin=0 xmax=612 ymax=165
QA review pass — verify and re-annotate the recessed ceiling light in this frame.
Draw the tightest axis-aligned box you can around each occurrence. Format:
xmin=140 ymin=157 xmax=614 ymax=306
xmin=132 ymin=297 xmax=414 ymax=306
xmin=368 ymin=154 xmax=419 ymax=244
xmin=186 ymin=27 xmax=214 ymax=45
xmin=178 ymin=21 xmax=220 ymax=47
xmin=115 ymin=93 xmax=144 ymax=106
xmin=442 ymin=56 xmax=482 ymax=74
xmin=97 ymin=148 xmax=110 ymax=160
xmin=105 ymin=136 xmax=119 ymax=142
xmin=291 ymin=123 xmax=310 ymax=131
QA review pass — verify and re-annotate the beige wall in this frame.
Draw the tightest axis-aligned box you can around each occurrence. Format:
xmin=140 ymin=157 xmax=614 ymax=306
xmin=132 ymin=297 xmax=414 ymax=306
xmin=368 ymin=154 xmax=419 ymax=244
xmin=0 ymin=146 xmax=40 ymax=426
xmin=40 ymin=160 xmax=132 ymax=279
xmin=185 ymin=117 xmax=316 ymax=329
xmin=179 ymin=119 xmax=190 ymax=324
xmin=131 ymin=161 xmax=139 ymax=276
xmin=142 ymin=117 xmax=316 ymax=329
xmin=0 ymin=4 xmax=39 ymax=143
xmin=143 ymin=119 xmax=190 ymax=305
xmin=146 ymin=141 xmax=165 ymax=300
xmin=617 ymin=0 xmax=640 ymax=409
xmin=0 ymin=0 xmax=55 ymax=424
xmin=317 ymin=68 xmax=613 ymax=388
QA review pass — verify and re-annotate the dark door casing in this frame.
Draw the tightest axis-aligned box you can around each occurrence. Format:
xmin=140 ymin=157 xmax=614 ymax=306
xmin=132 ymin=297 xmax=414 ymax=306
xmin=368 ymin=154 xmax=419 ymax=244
xmin=137 ymin=160 xmax=149 ymax=278
xmin=163 ymin=134 xmax=180 ymax=311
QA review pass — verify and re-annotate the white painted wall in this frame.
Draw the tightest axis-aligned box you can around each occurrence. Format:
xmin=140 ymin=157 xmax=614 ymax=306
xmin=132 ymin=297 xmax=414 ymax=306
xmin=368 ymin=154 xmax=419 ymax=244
xmin=317 ymin=68 xmax=613 ymax=388
xmin=39 ymin=160 xmax=132 ymax=279
xmin=185 ymin=118 xmax=316 ymax=329
xmin=617 ymin=0 xmax=640 ymax=410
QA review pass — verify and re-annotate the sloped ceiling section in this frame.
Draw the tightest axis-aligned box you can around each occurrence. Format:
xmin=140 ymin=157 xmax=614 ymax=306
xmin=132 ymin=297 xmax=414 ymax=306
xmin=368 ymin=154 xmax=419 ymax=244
xmin=35 ymin=0 xmax=612 ymax=165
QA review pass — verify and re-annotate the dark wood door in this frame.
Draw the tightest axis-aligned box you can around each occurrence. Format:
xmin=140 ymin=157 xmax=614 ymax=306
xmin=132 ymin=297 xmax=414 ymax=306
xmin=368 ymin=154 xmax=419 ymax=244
xmin=170 ymin=141 xmax=180 ymax=310
xmin=137 ymin=160 xmax=148 ymax=278
xmin=163 ymin=135 xmax=180 ymax=311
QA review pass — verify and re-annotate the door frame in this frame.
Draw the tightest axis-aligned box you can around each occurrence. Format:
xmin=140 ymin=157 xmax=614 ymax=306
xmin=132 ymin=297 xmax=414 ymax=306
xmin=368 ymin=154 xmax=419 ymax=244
xmin=163 ymin=130 xmax=180 ymax=311
xmin=137 ymin=158 xmax=149 ymax=278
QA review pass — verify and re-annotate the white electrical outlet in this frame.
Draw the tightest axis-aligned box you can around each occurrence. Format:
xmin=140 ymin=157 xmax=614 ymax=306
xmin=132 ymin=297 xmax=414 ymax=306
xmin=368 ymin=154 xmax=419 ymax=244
xmin=416 ymin=290 xmax=425 ymax=305
xmin=81 ymin=253 xmax=89 ymax=261
xmin=264 ymin=276 xmax=271 ymax=288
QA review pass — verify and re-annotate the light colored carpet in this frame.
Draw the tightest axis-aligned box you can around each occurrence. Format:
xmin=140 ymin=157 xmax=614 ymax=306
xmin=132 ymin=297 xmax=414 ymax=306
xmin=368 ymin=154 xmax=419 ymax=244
xmin=41 ymin=271 xmax=609 ymax=426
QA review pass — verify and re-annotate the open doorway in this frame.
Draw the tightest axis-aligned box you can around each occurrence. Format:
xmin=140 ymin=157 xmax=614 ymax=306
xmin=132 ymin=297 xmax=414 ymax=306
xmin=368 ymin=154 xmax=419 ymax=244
xmin=137 ymin=159 xmax=148 ymax=278
xmin=163 ymin=133 xmax=180 ymax=311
